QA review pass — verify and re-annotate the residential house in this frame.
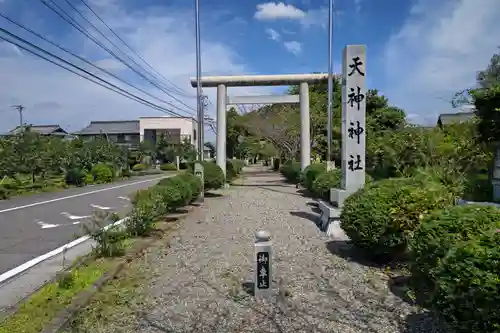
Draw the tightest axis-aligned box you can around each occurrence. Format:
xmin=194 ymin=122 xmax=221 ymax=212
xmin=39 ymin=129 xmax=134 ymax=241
xmin=437 ymin=111 xmax=475 ymax=129
xmin=74 ymin=116 xmax=198 ymax=150
xmin=73 ymin=120 xmax=141 ymax=148
xmin=1 ymin=124 xmax=70 ymax=137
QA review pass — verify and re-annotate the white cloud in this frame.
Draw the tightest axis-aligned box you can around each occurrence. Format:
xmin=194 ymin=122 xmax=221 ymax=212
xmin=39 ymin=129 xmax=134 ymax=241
xmin=0 ymin=2 xmax=274 ymax=134
xmin=265 ymin=28 xmax=281 ymax=41
xmin=283 ymin=41 xmax=302 ymax=55
xmin=384 ymin=0 xmax=500 ymax=124
xmin=254 ymin=2 xmax=327 ymax=28
xmin=93 ymin=58 xmax=127 ymax=71
xmin=254 ymin=2 xmax=306 ymax=20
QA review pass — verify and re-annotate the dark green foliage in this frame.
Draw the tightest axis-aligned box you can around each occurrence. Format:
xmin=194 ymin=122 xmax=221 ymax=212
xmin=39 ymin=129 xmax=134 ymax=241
xmin=91 ymin=163 xmax=113 ymax=183
xmin=409 ymin=205 xmax=500 ymax=300
xmin=132 ymin=163 xmax=148 ymax=171
xmin=201 ymin=161 xmax=225 ymax=190
xmin=158 ymin=176 xmax=192 ymax=206
xmin=311 ymin=169 xmax=341 ymax=199
xmin=160 ymin=163 xmax=177 ymax=171
xmin=340 ymin=178 xmax=454 ymax=258
xmin=471 ymin=84 xmax=500 ymax=144
xmin=431 ymin=230 xmax=500 ymax=333
xmin=177 ymin=173 xmax=203 ymax=202
xmin=279 ymin=160 xmax=301 ymax=183
xmin=301 ymin=163 xmax=326 ymax=191
xmin=121 ymin=168 xmax=131 ymax=178
xmin=65 ymin=168 xmax=86 ymax=187
xmin=0 ymin=186 xmax=9 ymax=199
xmin=226 ymin=159 xmax=245 ymax=181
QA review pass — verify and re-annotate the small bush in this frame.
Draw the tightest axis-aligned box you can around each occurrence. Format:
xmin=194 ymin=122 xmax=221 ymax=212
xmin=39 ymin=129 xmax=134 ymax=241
xmin=132 ymin=163 xmax=148 ymax=171
xmin=126 ymin=198 xmax=157 ymax=237
xmin=202 ymin=161 xmax=225 ymax=190
xmin=409 ymin=204 xmax=500 ymax=300
xmin=65 ymin=168 xmax=86 ymax=187
xmin=160 ymin=163 xmax=177 ymax=171
xmin=177 ymin=173 xmax=203 ymax=202
xmin=158 ymin=176 xmax=192 ymax=207
xmin=431 ymin=230 xmax=500 ymax=333
xmin=121 ymin=169 xmax=131 ymax=178
xmin=301 ymin=163 xmax=326 ymax=191
xmin=85 ymin=212 xmax=127 ymax=257
xmin=279 ymin=160 xmax=301 ymax=183
xmin=226 ymin=160 xmax=238 ymax=181
xmin=0 ymin=186 xmax=9 ymax=200
xmin=311 ymin=169 xmax=341 ymax=199
xmin=179 ymin=162 xmax=187 ymax=170
xmin=156 ymin=185 xmax=183 ymax=212
xmin=91 ymin=163 xmax=113 ymax=183
xmin=340 ymin=177 xmax=454 ymax=258
xmin=272 ymin=158 xmax=280 ymax=171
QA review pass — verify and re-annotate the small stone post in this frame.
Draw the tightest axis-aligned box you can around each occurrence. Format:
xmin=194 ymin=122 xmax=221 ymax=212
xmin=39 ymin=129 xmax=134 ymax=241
xmin=254 ymin=230 xmax=272 ymax=299
xmin=194 ymin=162 xmax=204 ymax=202
xmin=176 ymin=156 xmax=180 ymax=171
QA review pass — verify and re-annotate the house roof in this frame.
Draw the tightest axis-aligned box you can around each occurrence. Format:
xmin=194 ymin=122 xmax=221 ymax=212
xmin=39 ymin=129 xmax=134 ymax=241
xmin=74 ymin=120 xmax=140 ymax=135
xmin=4 ymin=124 xmax=68 ymax=136
xmin=437 ymin=112 xmax=475 ymax=126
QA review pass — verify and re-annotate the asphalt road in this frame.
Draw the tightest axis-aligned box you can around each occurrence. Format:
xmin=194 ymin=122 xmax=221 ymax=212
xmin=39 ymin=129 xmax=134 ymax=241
xmin=0 ymin=174 xmax=170 ymax=275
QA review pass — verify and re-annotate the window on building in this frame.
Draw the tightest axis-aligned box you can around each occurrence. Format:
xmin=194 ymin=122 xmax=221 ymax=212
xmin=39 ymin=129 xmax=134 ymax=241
xmin=193 ymin=129 xmax=197 ymax=141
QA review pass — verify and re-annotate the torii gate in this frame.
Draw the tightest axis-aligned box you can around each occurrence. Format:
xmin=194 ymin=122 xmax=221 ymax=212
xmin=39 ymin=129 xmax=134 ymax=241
xmin=190 ymin=73 xmax=329 ymax=177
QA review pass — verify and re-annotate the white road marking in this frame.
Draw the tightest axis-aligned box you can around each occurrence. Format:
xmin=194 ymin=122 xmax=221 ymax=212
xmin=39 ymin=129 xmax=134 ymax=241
xmin=0 ymin=217 xmax=129 ymax=284
xmin=0 ymin=176 xmax=166 ymax=214
xmin=118 ymin=196 xmax=130 ymax=201
xmin=90 ymin=204 xmax=112 ymax=210
xmin=72 ymin=221 xmax=81 ymax=225
xmin=60 ymin=212 xmax=91 ymax=220
xmin=37 ymin=221 xmax=60 ymax=229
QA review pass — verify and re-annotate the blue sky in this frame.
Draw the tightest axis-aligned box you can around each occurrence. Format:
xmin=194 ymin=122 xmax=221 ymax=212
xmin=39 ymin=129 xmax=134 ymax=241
xmin=0 ymin=0 xmax=499 ymax=139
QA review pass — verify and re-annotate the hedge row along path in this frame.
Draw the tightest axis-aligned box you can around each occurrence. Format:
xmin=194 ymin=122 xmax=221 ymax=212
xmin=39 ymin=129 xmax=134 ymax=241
xmin=70 ymin=165 xmax=448 ymax=333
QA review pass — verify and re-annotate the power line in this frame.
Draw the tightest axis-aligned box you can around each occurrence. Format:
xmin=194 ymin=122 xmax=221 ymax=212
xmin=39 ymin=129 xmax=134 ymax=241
xmin=0 ymin=28 xmax=195 ymax=118
xmin=76 ymin=0 xmax=196 ymax=99
xmin=39 ymin=0 xmax=196 ymax=113
xmin=0 ymin=13 xmax=195 ymax=116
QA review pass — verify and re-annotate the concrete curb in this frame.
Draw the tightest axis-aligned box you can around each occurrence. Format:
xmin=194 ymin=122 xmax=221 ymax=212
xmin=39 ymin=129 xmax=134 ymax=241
xmin=40 ymin=205 xmax=198 ymax=333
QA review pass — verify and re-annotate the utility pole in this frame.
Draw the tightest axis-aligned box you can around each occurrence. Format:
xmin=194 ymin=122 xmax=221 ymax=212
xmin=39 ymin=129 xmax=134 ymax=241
xmin=326 ymin=0 xmax=334 ymax=171
xmin=194 ymin=0 xmax=204 ymax=161
xmin=11 ymin=104 xmax=24 ymax=129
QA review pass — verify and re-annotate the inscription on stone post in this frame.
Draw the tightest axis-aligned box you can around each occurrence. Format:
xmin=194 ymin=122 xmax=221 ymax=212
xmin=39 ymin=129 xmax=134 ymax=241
xmin=254 ymin=230 xmax=272 ymax=299
xmin=341 ymin=45 xmax=366 ymax=192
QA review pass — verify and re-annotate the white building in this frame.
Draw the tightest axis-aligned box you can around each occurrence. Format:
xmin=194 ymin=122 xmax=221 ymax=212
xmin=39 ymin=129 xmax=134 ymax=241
xmin=139 ymin=116 xmax=197 ymax=147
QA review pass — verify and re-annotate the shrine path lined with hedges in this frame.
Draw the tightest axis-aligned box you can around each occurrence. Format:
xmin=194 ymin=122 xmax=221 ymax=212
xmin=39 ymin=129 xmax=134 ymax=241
xmin=72 ymin=165 xmax=448 ymax=333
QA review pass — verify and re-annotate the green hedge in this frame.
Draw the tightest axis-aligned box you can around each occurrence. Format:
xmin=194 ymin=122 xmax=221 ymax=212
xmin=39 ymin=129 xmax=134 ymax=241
xmin=409 ymin=204 xmax=500 ymax=301
xmin=158 ymin=176 xmax=192 ymax=207
xmin=132 ymin=163 xmax=148 ymax=171
xmin=226 ymin=159 xmax=245 ymax=181
xmin=280 ymin=160 xmax=301 ymax=183
xmin=65 ymin=168 xmax=86 ymax=187
xmin=431 ymin=230 xmax=500 ymax=333
xmin=91 ymin=163 xmax=113 ymax=183
xmin=301 ymin=163 xmax=326 ymax=191
xmin=340 ymin=177 xmax=454 ymax=258
xmin=187 ymin=161 xmax=225 ymax=191
xmin=160 ymin=163 xmax=177 ymax=171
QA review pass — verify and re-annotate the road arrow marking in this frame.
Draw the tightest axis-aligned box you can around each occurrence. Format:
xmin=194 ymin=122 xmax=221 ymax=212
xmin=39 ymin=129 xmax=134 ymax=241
xmin=90 ymin=204 xmax=112 ymax=210
xmin=36 ymin=221 xmax=60 ymax=229
xmin=60 ymin=212 xmax=91 ymax=220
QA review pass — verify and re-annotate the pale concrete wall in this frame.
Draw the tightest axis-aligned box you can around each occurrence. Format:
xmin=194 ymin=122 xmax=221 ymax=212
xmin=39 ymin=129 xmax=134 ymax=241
xmin=139 ymin=117 xmax=196 ymax=146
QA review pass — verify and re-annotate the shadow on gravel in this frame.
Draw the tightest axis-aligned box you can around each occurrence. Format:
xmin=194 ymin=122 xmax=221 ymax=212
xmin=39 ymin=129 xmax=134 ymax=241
xmin=204 ymin=192 xmax=224 ymax=198
xmin=401 ymin=312 xmax=454 ymax=333
xmin=388 ymin=276 xmax=416 ymax=305
xmin=241 ymin=281 xmax=255 ymax=296
xmin=232 ymin=184 xmax=304 ymax=197
xmin=290 ymin=211 xmax=320 ymax=225
xmin=325 ymin=240 xmax=398 ymax=268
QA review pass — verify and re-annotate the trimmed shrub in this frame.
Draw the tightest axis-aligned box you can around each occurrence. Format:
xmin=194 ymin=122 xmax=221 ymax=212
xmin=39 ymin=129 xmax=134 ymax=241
xmin=431 ymin=230 xmax=500 ymax=333
xmin=126 ymin=197 xmax=157 ymax=237
xmin=226 ymin=160 xmax=238 ymax=181
xmin=121 ymin=169 xmax=131 ymax=178
xmin=160 ymin=163 xmax=177 ymax=171
xmin=311 ymin=169 xmax=341 ymax=200
xmin=340 ymin=177 xmax=454 ymax=258
xmin=158 ymin=176 xmax=192 ymax=207
xmin=65 ymin=168 xmax=86 ymax=186
xmin=409 ymin=204 xmax=500 ymax=300
xmin=132 ymin=163 xmax=148 ymax=171
xmin=202 ymin=161 xmax=225 ymax=190
xmin=301 ymin=163 xmax=326 ymax=191
xmin=91 ymin=163 xmax=113 ymax=183
xmin=0 ymin=186 xmax=9 ymax=200
xmin=85 ymin=173 xmax=94 ymax=184
xmin=272 ymin=158 xmax=280 ymax=171
xmin=279 ymin=160 xmax=301 ymax=183
xmin=177 ymin=173 xmax=203 ymax=202
xmin=156 ymin=185 xmax=183 ymax=212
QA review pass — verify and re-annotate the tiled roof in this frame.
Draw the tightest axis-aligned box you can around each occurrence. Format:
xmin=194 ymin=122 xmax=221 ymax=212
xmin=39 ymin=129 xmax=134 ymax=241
xmin=74 ymin=120 xmax=140 ymax=135
xmin=5 ymin=124 xmax=68 ymax=135
xmin=437 ymin=112 xmax=475 ymax=126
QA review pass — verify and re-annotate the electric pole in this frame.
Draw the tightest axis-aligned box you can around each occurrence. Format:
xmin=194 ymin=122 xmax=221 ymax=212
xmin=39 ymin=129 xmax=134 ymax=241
xmin=11 ymin=104 xmax=24 ymax=129
xmin=326 ymin=0 xmax=334 ymax=170
xmin=194 ymin=0 xmax=204 ymax=161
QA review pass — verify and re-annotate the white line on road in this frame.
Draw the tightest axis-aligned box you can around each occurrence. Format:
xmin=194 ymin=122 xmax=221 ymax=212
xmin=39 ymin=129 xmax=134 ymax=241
xmin=118 ymin=196 xmax=130 ymax=201
xmin=60 ymin=212 xmax=91 ymax=220
xmin=0 ymin=176 xmax=165 ymax=214
xmin=37 ymin=221 xmax=60 ymax=229
xmin=90 ymin=204 xmax=112 ymax=210
xmin=0 ymin=217 xmax=129 ymax=284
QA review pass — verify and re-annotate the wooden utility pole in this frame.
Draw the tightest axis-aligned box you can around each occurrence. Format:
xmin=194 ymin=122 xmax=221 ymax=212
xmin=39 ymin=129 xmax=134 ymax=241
xmin=11 ymin=104 xmax=24 ymax=129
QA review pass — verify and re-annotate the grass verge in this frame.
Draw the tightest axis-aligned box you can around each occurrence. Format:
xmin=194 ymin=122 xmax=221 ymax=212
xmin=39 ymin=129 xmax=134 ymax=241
xmin=0 ymin=259 xmax=112 ymax=333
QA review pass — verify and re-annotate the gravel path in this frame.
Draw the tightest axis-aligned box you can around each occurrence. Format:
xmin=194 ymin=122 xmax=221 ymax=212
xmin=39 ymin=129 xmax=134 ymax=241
xmin=75 ymin=165 xmax=448 ymax=333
